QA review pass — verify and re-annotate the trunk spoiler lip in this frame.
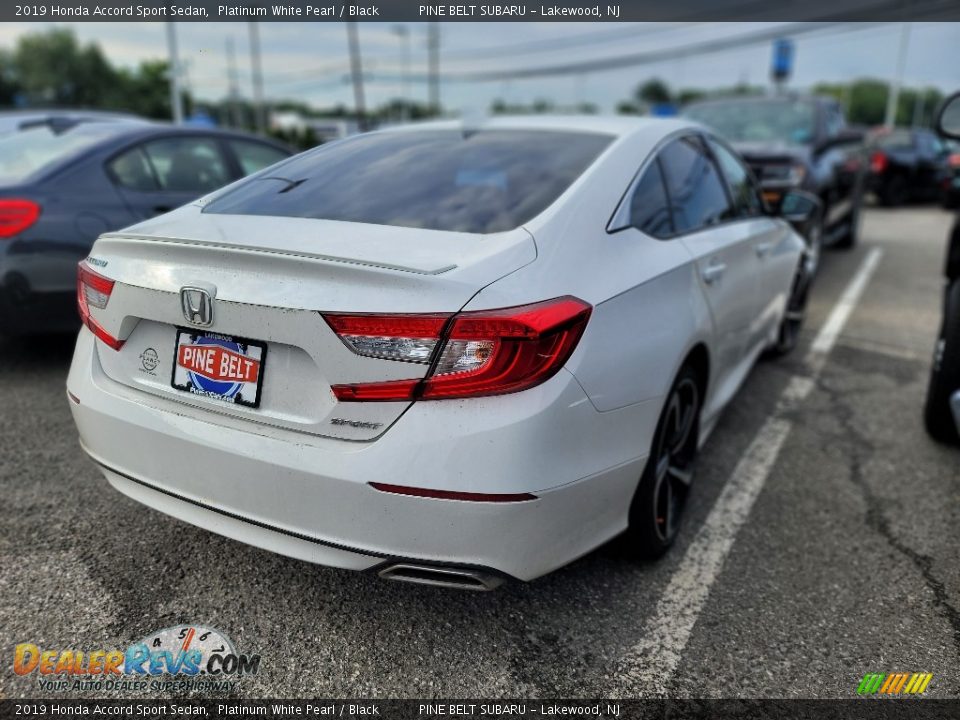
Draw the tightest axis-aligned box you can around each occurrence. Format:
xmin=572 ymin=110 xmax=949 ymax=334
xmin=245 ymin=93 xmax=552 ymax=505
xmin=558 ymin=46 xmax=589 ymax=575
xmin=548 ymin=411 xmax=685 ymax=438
xmin=97 ymin=231 xmax=458 ymax=276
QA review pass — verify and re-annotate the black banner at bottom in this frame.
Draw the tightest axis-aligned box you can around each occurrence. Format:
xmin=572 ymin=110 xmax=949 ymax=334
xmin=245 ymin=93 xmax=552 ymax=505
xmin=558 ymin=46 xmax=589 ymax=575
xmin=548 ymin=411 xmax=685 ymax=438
xmin=2 ymin=699 xmax=959 ymax=720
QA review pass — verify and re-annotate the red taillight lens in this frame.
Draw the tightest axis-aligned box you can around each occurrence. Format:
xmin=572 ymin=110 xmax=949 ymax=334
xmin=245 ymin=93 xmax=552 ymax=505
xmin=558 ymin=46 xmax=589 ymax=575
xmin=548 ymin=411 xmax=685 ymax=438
xmin=77 ymin=262 xmax=124 ymax=350
xmin=949 ymin=153 xmax=960 ymax=169
xmin=326 ymin=296 xmax=591 ymax=402
xmin=870 ymin=151 xmax=888 ymax=174
xmin=0 ymin=199 xmax=40 ymax=238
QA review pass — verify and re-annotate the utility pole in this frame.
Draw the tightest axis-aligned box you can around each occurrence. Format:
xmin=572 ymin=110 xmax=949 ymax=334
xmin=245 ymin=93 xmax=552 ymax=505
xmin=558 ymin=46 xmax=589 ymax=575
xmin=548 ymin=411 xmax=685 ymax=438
xmin=248 ymin=22 xmax=267 ymax=133
xmin=885 ymin=22 xmax=911 ymax=129
xmin=912 ymin=91 xmax=924 ymax=127
xmin=165 ymin=22 xmax=184 ymax=124
xmin=346 ymin=22 xmax=367 ymax=131
xmin=427 ymin=22 xmax=440 ymax=116
xmin=226 ymin=37 xmax=242 ymax=129
xmin=391 ymin=24 xmax=411 ymax=122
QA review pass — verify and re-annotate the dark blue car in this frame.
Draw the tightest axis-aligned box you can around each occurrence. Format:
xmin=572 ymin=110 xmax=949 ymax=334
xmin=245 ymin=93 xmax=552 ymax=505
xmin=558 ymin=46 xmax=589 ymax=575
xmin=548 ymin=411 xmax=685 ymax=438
xmin=0 ymin=120 xmax=292 ymax=336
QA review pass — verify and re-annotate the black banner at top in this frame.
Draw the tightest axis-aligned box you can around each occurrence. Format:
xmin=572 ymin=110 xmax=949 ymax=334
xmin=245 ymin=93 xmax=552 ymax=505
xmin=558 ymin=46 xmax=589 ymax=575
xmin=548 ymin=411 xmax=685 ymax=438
xmin=4 ymin=0 xmax=960 ymax=22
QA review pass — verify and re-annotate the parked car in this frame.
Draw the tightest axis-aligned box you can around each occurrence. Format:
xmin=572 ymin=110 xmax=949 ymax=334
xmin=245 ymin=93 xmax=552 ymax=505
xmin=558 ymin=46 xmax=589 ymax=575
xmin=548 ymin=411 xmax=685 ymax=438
xmin=940 ymin=140 xmax=960 ymax=209
xmin=866 ymin=127 xmax=951 ymax=206
xmin=0 ymin=121 xmax=292 ymax=336
xmin=67 ymin=117 xmax=818 ymax=588
xmin=683 ymin=95 xmax=866 ymax=274
xmin=924 ymin=93 xmax=960 ymax=445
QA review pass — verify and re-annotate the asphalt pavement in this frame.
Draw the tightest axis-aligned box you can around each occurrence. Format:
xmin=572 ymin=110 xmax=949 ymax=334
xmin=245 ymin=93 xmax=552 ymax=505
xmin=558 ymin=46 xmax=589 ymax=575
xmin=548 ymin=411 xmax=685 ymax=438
xmin=1 ymin=206 xmax=958 ymax=700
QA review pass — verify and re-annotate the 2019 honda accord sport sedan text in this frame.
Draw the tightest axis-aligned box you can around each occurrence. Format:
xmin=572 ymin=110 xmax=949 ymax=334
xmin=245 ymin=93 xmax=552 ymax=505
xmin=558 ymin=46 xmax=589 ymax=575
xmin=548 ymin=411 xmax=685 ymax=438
xmin=67 ymin=117 xmax=812 ymax=589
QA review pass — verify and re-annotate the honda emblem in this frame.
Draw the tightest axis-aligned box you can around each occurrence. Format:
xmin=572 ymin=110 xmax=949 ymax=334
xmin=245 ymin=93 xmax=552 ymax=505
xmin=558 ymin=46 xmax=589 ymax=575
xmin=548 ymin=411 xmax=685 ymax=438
xmin=180 ymin=286 xmax=214 ymax=327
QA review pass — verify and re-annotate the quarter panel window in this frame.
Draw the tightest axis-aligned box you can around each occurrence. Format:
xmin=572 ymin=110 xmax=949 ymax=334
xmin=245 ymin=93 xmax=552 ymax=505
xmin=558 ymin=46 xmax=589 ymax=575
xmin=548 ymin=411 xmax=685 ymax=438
xmin=658 ymin=136 xmax=733 ymax=233
xmin=628 ymin=157 xmax=673 ymax=238
xmin=108 ymin=147 xmax=159 ymax=191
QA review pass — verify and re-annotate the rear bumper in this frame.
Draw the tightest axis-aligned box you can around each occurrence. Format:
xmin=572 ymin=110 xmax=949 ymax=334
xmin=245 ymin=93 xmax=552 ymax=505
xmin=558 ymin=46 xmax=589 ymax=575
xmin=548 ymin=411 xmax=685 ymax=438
xmin=68 ymin=329 xmax=653 ymax=581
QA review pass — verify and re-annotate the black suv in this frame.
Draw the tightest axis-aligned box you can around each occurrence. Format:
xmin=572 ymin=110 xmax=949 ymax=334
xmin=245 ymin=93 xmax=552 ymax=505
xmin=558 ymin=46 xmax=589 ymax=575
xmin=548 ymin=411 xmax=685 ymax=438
xmin=684 ymin=95 xmax=866 ymax=273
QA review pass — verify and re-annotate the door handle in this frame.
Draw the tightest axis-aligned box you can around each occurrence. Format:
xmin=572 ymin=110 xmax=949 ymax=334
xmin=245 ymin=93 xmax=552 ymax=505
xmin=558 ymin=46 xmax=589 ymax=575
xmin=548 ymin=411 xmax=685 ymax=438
xmin=702 ymin=262 xmax=727 ymax=285
xmin=755 ymin=241 xmax=776 ymax=258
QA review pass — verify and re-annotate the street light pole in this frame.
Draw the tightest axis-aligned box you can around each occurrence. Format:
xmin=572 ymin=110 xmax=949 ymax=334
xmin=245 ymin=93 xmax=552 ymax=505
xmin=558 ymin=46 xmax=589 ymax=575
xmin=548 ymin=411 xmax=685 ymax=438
xmin=884 ymin=22 xmax=911 ymax=129
xmin=346 ymin=22 xmax=367 ymax=131
xmin=165 ymin=22 xmax=184 ymax=124
xmin=391 ymin=24 xmax=411 ymax=122
xmin=248 ymin=21 xmax=267 ymax=133
xmin=427 ymin=22 xmax=440 ymax=116
xmin=226 ymin=37 xmax=242 ymax=128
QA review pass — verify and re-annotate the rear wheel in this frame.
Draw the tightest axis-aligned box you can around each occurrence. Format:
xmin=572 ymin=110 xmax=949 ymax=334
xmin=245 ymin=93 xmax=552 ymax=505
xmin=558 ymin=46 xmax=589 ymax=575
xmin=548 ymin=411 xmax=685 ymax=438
xmin=924 ymin=280 xmax=960 ymax=445
xmin=834 ymin=192 xmax=862 ymax=250
xmin=624 ymin=364 xmax=702 ymax=559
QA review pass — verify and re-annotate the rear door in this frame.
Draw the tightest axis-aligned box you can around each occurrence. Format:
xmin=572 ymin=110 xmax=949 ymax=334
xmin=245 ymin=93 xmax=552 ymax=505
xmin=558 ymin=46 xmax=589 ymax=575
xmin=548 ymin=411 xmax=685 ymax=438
xmin=660 ymin=135 xmax=763 ymax=390
xmin=107 ymin=134 xmax=234 ymax=220
xmin=706 ymin=135 xmax=792 ymax=350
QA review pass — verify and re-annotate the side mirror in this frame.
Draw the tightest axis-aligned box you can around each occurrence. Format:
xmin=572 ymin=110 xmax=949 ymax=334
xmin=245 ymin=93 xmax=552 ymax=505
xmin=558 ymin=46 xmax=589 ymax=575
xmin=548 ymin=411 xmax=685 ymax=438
xmin=936 ymin=92 xmax=960 ymax=141
xmin=777 ymin=189 xmax=822 ymax=234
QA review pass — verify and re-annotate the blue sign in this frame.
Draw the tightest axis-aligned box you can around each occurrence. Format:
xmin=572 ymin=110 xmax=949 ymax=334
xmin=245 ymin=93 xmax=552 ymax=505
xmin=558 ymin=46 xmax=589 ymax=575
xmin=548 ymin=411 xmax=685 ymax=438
xmin=772 ymin=38 xmax=794 ymax=82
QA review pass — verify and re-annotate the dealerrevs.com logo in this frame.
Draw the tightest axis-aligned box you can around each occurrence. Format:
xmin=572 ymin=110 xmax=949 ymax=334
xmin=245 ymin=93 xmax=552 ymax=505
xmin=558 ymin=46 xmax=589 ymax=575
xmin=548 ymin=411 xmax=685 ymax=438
xmin=13 ymin=624 xmax=261 ymax=693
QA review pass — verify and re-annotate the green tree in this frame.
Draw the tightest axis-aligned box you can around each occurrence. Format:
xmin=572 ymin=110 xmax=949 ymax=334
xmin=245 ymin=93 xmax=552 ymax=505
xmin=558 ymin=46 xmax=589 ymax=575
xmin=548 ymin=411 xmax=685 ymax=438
xmin=118 ymin=60 xmax=175 ymax=119
xmin=636 ymin=78 xmax=672 ymax=106
xmin=0 ymin=49 xmax=20 ymax=106
xmin=13 ymin=29 xmax=118 ymax=107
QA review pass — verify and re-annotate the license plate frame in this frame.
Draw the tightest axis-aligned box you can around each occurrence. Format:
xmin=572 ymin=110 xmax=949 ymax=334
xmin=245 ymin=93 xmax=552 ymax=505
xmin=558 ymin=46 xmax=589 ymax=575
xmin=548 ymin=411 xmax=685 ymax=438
xmin=170 ymin=328 xmax=268 ymax=409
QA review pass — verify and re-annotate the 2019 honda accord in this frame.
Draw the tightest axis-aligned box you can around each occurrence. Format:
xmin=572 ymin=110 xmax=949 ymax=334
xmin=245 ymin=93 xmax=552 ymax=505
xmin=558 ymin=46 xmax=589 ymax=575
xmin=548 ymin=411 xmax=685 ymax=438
xmin=67 ymin=117 xmax=814 ymax=589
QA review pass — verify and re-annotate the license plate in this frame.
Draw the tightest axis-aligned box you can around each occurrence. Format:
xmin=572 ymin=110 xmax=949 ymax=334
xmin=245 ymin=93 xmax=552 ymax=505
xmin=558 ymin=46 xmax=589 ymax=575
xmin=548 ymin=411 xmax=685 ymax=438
xmin=171 ymin=329 xmax=267 ymax=408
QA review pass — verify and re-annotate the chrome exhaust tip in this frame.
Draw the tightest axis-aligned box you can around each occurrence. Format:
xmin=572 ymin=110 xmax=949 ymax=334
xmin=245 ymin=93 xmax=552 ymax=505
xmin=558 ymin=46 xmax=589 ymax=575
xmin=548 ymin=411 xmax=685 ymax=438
xmin=378 ymin=563 xmax=504 ymax=591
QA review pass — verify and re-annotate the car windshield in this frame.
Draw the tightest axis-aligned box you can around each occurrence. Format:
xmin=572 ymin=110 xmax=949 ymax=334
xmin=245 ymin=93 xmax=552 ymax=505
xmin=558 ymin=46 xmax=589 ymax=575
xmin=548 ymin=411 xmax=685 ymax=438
xmin=684 ymin=99 xmax=817 ymax=145
xmin=0 ymin=122 xmax=130 ymax=184
xmin=203 ymin=129 xmax=613 ymax=234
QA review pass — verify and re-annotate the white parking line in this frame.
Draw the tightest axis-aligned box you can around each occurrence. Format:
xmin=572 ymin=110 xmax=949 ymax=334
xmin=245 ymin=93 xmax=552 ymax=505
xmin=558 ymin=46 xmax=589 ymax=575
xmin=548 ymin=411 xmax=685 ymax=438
xmin=614 ymin=247 xmax=884 ymax=698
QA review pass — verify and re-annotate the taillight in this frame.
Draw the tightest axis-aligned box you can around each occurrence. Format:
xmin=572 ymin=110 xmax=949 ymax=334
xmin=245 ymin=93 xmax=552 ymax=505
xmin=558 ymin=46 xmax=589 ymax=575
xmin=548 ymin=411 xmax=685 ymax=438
xmin=0 ymin=199 xmax=40 ymax=238
xmin=77 ymin=262 xmax=124 ymax=350
xmin=949 ymin=153 xmax=960 ymax=169
xmin=324 ymin=296 xmax=592 ymax=402
xmin=870 ymin=151 xmax=888 ymax=174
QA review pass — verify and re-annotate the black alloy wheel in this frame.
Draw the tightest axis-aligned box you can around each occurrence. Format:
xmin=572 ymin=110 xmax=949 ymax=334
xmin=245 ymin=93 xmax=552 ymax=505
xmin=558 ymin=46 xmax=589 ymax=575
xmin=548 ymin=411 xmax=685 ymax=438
xmin=625 ymin=365 xmax=702 ymax=558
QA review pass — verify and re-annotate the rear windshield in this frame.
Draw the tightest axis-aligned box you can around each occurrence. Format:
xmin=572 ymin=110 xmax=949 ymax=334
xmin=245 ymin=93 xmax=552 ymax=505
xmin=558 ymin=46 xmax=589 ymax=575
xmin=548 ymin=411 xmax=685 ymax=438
xmin=0 ymin=123 xmax=130 ymax=184
xmin=203 ymin=129 xmax=613 ymax=234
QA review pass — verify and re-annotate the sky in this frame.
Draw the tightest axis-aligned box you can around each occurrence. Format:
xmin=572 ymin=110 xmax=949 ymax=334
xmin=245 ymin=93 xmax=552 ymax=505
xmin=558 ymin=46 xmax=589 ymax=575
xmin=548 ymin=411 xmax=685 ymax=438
xmin=1 ymin=21 xmax=958 ymax=114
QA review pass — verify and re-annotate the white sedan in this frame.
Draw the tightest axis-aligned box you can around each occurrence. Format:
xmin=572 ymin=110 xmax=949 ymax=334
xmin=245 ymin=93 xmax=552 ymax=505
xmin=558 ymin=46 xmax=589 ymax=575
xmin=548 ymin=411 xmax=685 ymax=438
xmin=68 ymin=116 xmax=815 ymax=589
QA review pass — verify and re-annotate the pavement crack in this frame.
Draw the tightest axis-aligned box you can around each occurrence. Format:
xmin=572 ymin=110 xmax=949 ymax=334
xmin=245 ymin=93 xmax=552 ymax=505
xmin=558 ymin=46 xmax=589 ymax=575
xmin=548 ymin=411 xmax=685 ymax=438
xmin=816 ymin=373 xmax=960 ymax=664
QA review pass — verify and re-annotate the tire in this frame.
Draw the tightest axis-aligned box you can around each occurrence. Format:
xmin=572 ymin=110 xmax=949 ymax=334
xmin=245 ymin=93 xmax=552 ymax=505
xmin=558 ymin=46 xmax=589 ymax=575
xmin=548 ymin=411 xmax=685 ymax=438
xmin=833 ymin=193 xmax=862 ymax=250
xmin=624 ymin=364 xmax=703 ymax=559
xmin=924 ymin=280 xmax=960 ymax=445
xmin=767 ymin=258 xmax=811 ymax=357
xmin=879 ymin=175 xmax=908 ymax=207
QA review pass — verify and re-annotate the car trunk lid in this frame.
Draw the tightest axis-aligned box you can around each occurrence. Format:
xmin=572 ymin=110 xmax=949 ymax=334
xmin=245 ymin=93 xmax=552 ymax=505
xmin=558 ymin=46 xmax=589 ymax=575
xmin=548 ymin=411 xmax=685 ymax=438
xmin=85 ymin=211 xmax=536 ymax=441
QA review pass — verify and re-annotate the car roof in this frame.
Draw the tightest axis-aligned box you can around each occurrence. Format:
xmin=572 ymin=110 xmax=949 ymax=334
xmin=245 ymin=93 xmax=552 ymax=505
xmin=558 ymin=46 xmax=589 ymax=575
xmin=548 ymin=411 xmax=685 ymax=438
xmin=372 ymin=114 xmax=696 ymax=140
